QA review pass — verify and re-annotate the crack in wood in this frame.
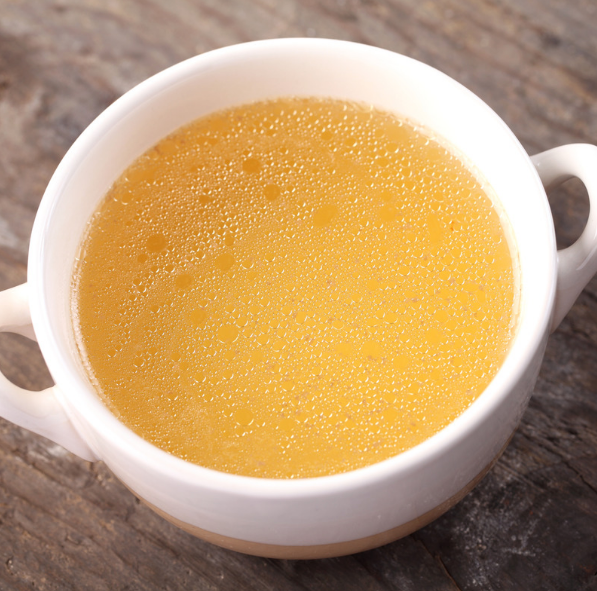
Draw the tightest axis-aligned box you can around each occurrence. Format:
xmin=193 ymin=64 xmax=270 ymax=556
xmin=413 ymin=535 xmax=464 ymax=591
xmin=579 ymin=289 xmax=597 ymax=307
xmin=435 ymin=554 xmax=465 ymax=591
xmin=558 ymin=318 xmax=596 ymax=346
xmin=563 ymin=460 xmax=597 ymax=498
xmin=506 ymin=430 xmax=597 ymax=502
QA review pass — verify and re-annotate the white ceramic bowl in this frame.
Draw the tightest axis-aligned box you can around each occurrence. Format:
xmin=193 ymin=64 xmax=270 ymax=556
xmin=1 ymin=39 xmax=596 ymax=559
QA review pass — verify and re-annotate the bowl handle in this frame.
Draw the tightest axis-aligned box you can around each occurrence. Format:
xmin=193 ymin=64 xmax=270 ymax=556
xmin=0 ymin=283 xmax=98 ymax=461
xmin=531 ymin=144 xmax=597 ymax=332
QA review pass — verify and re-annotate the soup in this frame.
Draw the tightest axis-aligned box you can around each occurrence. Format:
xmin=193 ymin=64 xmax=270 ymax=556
xmin=72 ymin=97 xmax=518 ymax=479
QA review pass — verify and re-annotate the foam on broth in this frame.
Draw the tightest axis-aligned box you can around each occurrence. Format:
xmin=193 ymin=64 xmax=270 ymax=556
xmin=72 ymin=97 xmax=518 ymax=478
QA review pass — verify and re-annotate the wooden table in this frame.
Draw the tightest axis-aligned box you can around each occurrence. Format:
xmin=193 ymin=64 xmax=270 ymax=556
xmin=0 ymin=1 xmax=596 ymax=589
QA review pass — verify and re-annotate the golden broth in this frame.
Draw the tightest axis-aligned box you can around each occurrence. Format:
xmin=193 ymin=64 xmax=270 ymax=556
xmin=73 ymin=97 xmax=517 ymax=479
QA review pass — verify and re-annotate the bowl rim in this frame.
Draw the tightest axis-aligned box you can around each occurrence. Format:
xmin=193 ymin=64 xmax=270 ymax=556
xmin=29 ymin=37 xmax=556 ymax=497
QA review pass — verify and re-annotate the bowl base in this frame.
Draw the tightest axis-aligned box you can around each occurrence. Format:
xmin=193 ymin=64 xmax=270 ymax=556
xmin=138 ymin=439 xmax=509 ymax=559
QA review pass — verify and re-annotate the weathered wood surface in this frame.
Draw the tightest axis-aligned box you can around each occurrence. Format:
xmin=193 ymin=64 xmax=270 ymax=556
xmin=0 ymin=0 xmax=596 ymax=589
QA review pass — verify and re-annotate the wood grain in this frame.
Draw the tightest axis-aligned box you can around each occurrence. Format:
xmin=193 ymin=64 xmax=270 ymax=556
xmin=0 ymin=1 xmax=596 ymax=589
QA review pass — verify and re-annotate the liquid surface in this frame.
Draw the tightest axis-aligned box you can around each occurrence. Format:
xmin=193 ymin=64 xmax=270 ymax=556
xmin=73 ymin=97 xmax=517 ymax=479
